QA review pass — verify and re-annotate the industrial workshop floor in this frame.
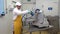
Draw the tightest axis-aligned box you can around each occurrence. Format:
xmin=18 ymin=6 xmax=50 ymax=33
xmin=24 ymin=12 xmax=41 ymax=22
xmin=23 ymin=30 xmax=60 ymax=34
xmin=58 ymin=32 xmax=60 ymax=34
xmin=23 ymin=30 xmax=48 ymax=34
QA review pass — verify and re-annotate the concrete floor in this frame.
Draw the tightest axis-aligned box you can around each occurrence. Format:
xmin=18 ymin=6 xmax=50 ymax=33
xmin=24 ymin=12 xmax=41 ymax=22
xmin=23 ymin=29 xmax=60 ymax=34
xmin=23 ymin=31 xmax=60 ymax=34
xmin=58 ymin=32 xmax=60 ymax=34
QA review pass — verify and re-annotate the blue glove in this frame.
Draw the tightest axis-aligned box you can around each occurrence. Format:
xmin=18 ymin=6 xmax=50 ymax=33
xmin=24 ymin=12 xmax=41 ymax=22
xmin=28 ymin=10 xmax=34 ymax=16
xmin=30 ymin=11 xmax=34 ymax=16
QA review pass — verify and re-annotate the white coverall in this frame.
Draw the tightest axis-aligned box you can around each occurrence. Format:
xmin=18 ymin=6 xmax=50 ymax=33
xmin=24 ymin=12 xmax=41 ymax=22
xmin=13 ymin=7 xmax=29 ymax=34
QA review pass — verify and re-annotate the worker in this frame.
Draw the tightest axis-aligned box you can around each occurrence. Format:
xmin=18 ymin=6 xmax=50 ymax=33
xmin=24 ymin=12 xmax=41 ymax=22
xmin=13 ymin=2 xmax=31 ymax=34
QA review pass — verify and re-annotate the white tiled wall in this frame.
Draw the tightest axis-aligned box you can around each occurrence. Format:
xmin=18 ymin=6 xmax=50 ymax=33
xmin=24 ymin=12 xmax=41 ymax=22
xmin=36 ymin=0 xmax=58 ymax=16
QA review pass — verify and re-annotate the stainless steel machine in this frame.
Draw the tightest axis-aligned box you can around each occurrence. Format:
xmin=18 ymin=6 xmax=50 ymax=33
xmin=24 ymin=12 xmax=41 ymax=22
xmin=22 ymin=9 xmax=49 ymax=28
xmin=32 ymin=9 xmax=49 ymax=28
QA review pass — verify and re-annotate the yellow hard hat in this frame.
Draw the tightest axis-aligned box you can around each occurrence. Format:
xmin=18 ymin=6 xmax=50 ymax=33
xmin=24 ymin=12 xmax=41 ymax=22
xmin=15 ymin=2 xmax=22 ymax=6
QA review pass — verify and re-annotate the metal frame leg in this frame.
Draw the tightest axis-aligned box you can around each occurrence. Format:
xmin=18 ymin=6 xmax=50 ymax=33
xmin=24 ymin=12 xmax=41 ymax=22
xmin=30 ymin=32 xmax=32 ymax=34
xmin=39 ymin=31 xmax=41 ymax=34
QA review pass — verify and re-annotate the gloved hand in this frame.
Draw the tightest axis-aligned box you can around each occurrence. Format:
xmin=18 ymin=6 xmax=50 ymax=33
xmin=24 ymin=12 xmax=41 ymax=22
xmin=28 ymin=10 xmax=32 ymax=14
xmin=25 ymin=10 xmax=31 ymax=14
xmin=28 ymin=11 xmax=34 ymax=16
xmin=30 ymin=11 xmax=34 ymax=16
xmin=26 ymin=10 xmax=34 ymax=16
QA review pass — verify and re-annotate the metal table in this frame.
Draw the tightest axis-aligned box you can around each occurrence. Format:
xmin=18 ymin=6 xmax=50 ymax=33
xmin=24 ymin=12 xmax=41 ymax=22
xmin=22 ymin=18 xmax=53 ymax=34
xmin=22 ymin=25 xmax=53 ymax=34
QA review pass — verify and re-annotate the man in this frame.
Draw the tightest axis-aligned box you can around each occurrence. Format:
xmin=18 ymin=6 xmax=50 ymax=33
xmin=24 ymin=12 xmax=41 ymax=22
xmin=13 ymin=2 xmax=30 ymax=34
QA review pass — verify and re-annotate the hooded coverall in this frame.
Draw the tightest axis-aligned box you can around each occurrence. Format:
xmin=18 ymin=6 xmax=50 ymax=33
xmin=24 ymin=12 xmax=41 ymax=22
xmin=13 ymin=8 xmax=29 ymax=34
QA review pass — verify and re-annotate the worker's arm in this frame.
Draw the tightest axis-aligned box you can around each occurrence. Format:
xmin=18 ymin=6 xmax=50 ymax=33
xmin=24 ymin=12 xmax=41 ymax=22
xmin=15 ymin=10 xmax=30 ymax=15
xmin=21 ymin=10 xmax=30 ymax=14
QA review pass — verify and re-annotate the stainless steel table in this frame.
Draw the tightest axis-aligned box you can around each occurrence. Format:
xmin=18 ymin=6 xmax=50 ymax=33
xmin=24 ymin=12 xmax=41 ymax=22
xmin=22 ymin=18 xmax=53 ymax=34
xmin=22 ymin=25 xmax=53 ymax=34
